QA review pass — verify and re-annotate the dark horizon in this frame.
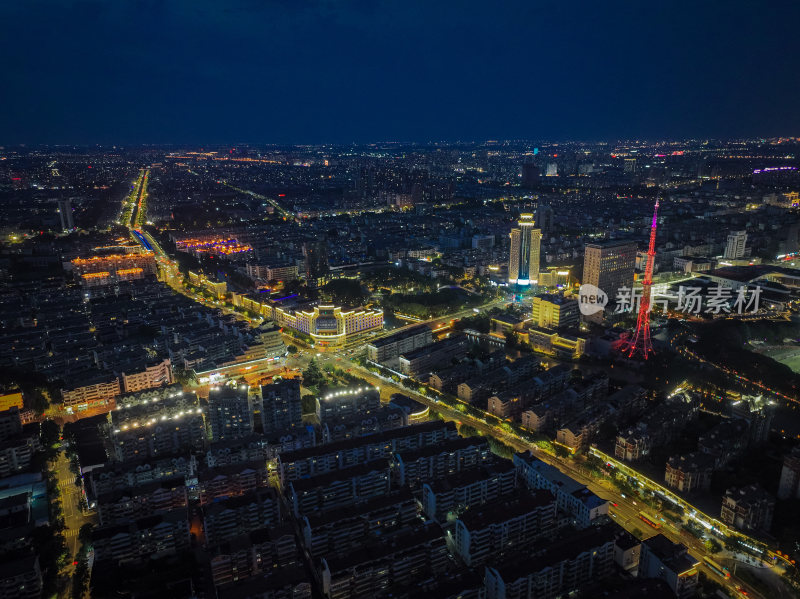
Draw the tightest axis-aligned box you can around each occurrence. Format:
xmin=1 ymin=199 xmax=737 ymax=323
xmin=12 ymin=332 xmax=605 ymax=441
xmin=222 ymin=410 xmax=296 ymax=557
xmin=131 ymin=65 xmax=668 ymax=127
xmin=3 ymin=135 xmax=800 ymax=150
xmin=2 ymin=0 xmax=799 ymax=146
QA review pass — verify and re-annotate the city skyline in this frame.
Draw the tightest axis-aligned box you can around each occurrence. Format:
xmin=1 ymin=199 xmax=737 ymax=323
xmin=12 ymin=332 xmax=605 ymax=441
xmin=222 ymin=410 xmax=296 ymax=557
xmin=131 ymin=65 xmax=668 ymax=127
xmin=3 ymin=2 xmax=800 ymax=598
xmin=2 ymin=133 xmax=800 ymax=599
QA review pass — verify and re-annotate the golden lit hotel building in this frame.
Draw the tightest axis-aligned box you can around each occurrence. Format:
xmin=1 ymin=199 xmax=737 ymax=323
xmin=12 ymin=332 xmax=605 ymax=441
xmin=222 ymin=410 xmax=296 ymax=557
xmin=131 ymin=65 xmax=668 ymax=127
xmin=274 ymin=304 xmax=383 ymax=349
xmin=508 ymin=214 xmax=542 ymax=285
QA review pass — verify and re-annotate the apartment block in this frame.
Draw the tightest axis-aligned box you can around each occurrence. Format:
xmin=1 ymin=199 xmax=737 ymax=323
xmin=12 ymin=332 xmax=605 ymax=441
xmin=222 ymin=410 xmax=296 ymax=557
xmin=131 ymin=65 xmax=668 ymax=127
xmin=96 ymin=477 xmax=188 ymax=526
xmin=398 ymin=334 xmax=469 ymax=377
xmin=198 ymin=461 xmax=270 ymax=505
xmin=778 ymin=446 xmax=800 ymax=499
xmin=615 ymin=428 xmax=651 ymax=461
xmin=454 ymin=490 xmax=556 ymax=567
xmin=286 ymin=462 xmax=392 ymax=517
xmin=300 ymin=489 xmax=418 ymax=558
xmin=91 ymin=510 xmax=190 ymax=565
xmin=0 ymin=408 xmax=22 ymax=440
xmin=61 ymin=374 xmax=121 ymax=409
xmin=0 ymin=436 xmax=39 ymax=478
xmin=422 ymin=461 xmax=517 ymax=522
xmin=261 ymin=378 xmax=302 ymax=434
xmin=513 ymin=452 xmax=608 ymax=529
xmin=484 ymin=525 xmax=617 ymax=599
xmin=205 ymin=436 xmax=272 ymax=468
xmin=320 ymin=523 xmax=448 ymax=599
xmin=391 ymin=436 xmax=491 ymax=488
xmin=639 ymin=535 xmax=700 ymax=599
xmin=109 ymin=392 xmax=206 ymax=461
xmin=120 ymin=358 xmax=173 ymax=393
xmin=215 ymin=566 xmax=312 ymax=599
xmin=207 ymin=386 xmax=254 ymax=442
xmin=88 ymin=455 xmax=196 ymax=499
xmin=366 ymin=324 xmax=433 ymax=368
xmin=207 ymin=523 xmax=299 ymax=588
xmin=246 ymin=263 xmax=299 ymax=282
xmin=664 ymin=453 xmax=714 ymax=493
xmin=203 ymin=488 xmax=281 ymax=546
xmin=278 ymin=420 xmax=458 ymax=482
xmin=720 ymin=484 xmax=774 ymax=533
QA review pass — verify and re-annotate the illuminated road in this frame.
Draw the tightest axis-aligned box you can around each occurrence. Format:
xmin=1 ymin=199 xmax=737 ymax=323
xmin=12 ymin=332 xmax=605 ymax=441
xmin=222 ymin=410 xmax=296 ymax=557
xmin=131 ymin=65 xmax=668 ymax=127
xmin=218 ymin=181 xmax=294 ymax=219
xmin=119 ymin=168 xmax=149 ymax=229
xmin=54 ymin=446 xmax=96 ymax=593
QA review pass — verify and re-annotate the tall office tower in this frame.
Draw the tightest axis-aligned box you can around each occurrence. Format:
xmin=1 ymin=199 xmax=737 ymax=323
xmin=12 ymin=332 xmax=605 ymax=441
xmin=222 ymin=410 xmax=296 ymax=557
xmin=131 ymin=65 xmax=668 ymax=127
xmin=207 ymin=386 xmax=254 ymax=442
xmin=521 ymin=162 xmax=540 ymax=188
xmin=303 ymin=240 xmax=330 ymax=286
xmin=261 ymin=378 xmax=302 ymax=434
xmin=508 ymin=214 xmax=542 ymax=286
xmin=624 ymin=158 xmax=637 ymax=173
xmin=535 ymin=203 xmax=554 ymax=234
xmin=583 ymin=241 xmax=637 ymax=315
xmin=57 ymin=199 xmax=74 ymax=231
xmin=545 ymin=162 xmax=558 ymax=177
xmin=724 ymin=230 xmax=748 ymax=259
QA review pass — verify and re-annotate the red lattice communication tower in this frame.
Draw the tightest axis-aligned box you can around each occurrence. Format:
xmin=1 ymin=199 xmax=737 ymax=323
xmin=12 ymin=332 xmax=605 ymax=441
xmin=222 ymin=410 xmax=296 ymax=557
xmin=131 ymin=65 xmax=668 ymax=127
xmin=628 ymin=197 xmax=660 ymax=359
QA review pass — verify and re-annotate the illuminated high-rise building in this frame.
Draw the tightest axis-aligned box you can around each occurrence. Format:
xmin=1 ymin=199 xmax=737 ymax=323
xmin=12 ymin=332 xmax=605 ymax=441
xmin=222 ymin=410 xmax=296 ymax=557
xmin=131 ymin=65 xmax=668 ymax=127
xmin=583 ymin=241 xmax=636 ymax=316
xmin=508 ymin=214 xmax=542 ymax=285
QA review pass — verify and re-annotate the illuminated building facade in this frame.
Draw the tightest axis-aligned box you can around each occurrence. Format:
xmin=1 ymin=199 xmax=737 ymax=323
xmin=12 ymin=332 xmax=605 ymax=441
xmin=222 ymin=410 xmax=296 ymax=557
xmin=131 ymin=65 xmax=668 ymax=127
xmin=0 ymin=391 xmax=24 ymax=412
xmin=121 ymin=358 xmax=173 ymax=393
xmin=582 ymin=241 xmax=636 ymax=316
xmin=188 ymin=271 xmax=228 ymax=299
xmin=61 ymin=376 xmax=121 ymax=409
xmin=508 ymin=214 xmax=542 ymax=285
xmin=273 ymin=304 xmax=383 ymax=349
xmin=175 ymin=237 xmax=253 ymax=259
xmin=109 ymin=389 xmax=205 ymax=460
xmin=246 ymin=263 xmax=299 ymax=283
xmin=71 ymin=252 xmax=157 ymax=287
xmin=531 ymin=294 xmax=579 ymax=330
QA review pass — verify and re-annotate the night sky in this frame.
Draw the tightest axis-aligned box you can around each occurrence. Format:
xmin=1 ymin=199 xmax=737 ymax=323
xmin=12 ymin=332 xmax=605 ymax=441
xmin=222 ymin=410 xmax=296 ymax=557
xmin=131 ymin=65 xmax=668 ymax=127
xmin=2 ymin=0 xmax=799 ymax=145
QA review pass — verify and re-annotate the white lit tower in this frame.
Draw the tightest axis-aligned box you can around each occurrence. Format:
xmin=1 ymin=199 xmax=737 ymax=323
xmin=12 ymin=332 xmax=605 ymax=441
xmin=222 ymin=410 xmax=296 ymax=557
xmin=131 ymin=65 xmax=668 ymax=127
xmin=508 ymin=214 xmax=542 ymax=286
